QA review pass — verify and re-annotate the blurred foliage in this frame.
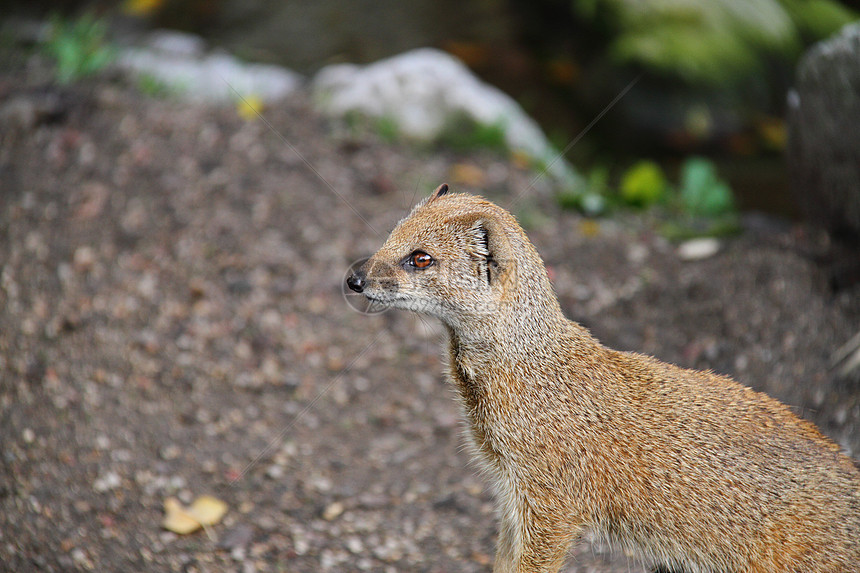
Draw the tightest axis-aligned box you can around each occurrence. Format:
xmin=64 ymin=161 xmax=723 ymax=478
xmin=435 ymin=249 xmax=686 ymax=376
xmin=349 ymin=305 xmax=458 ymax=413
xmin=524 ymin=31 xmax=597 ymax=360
xmin=341 ymin=110 xmax=509 ymax=151
xmin=559 ymin=156 xmax=739 ymax=237
xmin=572 ymin=0 xmax=857 ymax=85
xmin=557 ymin=165 xmax=608 ymax=215
xmin=43 ymin=12 xmax=114 ymax=84
xmin=136 ymin=73 xmax=173 ymax=98
xmin=375 ymin=115 xmax=401 ymax=143
xmin=620 ymin=160 xmax=669 ymax=208
xmin=678 ymin=157 xmax=735 ymax=217
xmin=439 ymin=114 xmax=509 ymax=152
xmin=781 ymin=0 xmax=860 ymax=39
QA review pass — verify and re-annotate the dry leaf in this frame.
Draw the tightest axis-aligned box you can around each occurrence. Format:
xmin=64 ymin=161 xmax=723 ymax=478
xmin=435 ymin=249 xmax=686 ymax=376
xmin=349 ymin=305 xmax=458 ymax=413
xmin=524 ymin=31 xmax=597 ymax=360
xmin=188 ymin=496 xmax=228 ymax=525
xmin=162 ymin=495 xmax=228 ymax=535
xmin=162 ymin=498 xmax=200 ymax=535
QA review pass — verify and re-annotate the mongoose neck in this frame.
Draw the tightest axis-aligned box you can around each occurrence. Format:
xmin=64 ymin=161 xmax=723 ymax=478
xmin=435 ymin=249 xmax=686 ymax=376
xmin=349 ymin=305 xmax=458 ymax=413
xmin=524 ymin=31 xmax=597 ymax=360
xmin=445 ymin=264 xmax=571 ymax=363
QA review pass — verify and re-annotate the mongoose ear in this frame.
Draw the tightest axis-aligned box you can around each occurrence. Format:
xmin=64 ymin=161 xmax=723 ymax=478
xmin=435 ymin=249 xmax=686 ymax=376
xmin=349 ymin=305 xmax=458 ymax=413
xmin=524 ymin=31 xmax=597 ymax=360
xmin=429 ymin=183 xmax=449 ymax=201
xmin=466 ymin=216 xmax=512 ymax=286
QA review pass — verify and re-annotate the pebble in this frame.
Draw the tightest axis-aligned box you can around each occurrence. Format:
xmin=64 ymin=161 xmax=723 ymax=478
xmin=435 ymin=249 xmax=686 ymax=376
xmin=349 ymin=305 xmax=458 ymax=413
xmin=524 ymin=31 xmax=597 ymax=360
xmin=322 ymin=501 xmax=345 ymax=521
xmin=73 ymin=246 xmax=97 ymax=272
xmin=345 ymin=536 xmax=364 ymax=554
xmin=677 ymin=237 xmax=721 ymax=261
xmin=265 ymin=464 xmax=285 ymax=480
xmin=93 ymin=471 xmax=121 ymax=493
xmin=160 ymin=444 xmax=181 ymax=460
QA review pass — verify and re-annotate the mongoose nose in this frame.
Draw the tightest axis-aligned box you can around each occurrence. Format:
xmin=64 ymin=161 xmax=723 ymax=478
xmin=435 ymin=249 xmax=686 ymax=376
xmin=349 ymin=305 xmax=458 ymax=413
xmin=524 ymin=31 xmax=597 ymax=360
xmin=346 ymin=270 xmax=366 ymax=293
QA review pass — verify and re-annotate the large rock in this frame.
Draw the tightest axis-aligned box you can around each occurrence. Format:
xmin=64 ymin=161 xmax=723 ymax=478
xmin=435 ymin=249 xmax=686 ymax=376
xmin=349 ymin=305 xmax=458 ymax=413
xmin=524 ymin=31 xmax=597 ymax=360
xmin=116 ymin=30 xmax=303 ymax=104
xmin=788 ymin=22 xmax=860 ymax=242
xmin=312 ymin=48 xmax=584 ymax=192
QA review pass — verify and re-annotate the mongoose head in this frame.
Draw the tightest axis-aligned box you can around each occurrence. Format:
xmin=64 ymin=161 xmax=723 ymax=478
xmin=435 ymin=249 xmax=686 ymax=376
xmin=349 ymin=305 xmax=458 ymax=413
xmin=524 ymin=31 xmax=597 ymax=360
xmin=347 ymin=184 xmax=561 ymax=335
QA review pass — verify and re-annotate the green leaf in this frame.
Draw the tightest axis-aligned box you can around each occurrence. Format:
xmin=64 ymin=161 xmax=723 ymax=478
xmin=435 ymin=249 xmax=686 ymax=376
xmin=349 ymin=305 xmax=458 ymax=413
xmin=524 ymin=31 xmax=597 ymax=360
xmin=42 ymin=12 xmax=114 ymax=84
xmin=620 ymin=160 xmax=668 ymax=208
xmin=679 ymin=157 xmax=735 ymax=217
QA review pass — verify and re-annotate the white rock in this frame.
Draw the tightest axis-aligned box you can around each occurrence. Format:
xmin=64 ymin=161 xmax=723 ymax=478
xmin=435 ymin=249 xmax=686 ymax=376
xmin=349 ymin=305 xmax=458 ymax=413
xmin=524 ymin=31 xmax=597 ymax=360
xmin=313 ymin=48 xmax=583 ymax=189
xmin=144 ymin=29 xmax=206 ymax=58
xmin=116 ymin=30 xmax=303 ymax=104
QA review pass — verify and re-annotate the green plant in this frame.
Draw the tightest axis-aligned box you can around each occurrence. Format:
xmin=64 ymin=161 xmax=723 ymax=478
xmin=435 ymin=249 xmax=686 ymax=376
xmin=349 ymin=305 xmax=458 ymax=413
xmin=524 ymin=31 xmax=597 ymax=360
xmin=137 ymin=73 xmax=173 ymax=98
xmin=44 ymin=12 xmax=114 ymax=84
xmin=375 ymin=115 xmax=400 ymax=143
xmin=572 ymin=0 xmax=857 ymax=86
xmin=678 ymin=157 xmax=735 ymax=217
xmin=439 ymin=113 xmax=508 ymax=152
xmin=558 ymin=156 xmax=738 ymax=237
xmin=619 ymin=160 xmax=668 ymax=208
xmin=557 ymin=164 xmax=609 ymax=215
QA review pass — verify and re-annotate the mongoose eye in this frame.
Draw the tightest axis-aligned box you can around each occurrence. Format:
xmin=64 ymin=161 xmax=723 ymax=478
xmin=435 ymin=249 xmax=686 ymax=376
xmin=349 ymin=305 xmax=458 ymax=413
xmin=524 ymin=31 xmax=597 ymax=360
xmin=406 ymin=251 xmax=434 ymax=269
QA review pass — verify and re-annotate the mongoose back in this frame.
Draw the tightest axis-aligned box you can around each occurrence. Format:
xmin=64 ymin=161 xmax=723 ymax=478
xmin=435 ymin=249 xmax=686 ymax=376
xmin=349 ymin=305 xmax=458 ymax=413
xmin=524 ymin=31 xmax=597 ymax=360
xmin=346 ymin=184 xmax=860 ymax=572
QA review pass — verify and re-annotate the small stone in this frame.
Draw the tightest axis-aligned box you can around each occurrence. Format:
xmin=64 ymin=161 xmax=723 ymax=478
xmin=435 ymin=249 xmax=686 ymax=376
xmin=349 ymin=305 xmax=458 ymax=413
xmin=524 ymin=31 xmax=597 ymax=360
xmin=265 ymin=464 xmax=285 ymax=480
xmin=93 ymin=471 xmax=121 ymax=492
xmin=70 ymin=547 xmax=89 ymax=565
xmin=309 ymin=475 xmax=332 ymax=493
xmin=346 ymin=536 xmax=364 ymax=554
xmin=322 ymin=501 xmax=344 ymax=521
xmin=230 ymin=546 xmax=247 ymax=562
xmin=677 ymin=238 xmax=720 ymax=261
xmin=73 ymin=246 xmax=96 ymax=272
xmin=160 ymin=444 xmax=181 ymax=460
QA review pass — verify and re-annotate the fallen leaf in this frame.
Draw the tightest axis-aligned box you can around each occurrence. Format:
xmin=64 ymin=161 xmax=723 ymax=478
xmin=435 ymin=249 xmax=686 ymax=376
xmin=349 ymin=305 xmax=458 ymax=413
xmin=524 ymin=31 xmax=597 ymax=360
xmin=162 ymin=495 xmax=228 ymax=535
xmin=189 ymin=495 xmax=228 ymax=525
xmin=162 ymin=498 xmax=200 ymax=535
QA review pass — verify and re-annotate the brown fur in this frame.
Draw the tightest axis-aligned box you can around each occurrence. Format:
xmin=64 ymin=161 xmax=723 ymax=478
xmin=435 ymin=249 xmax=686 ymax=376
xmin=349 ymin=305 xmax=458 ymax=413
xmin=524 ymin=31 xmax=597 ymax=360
xmin=347 ymin=185 xmax=860 ymax=572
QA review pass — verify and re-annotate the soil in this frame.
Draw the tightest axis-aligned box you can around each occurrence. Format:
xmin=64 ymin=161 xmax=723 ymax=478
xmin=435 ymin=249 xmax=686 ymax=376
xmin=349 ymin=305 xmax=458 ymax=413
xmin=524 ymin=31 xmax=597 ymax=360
xmin=2 ymin=52 xmax=859 ymax=573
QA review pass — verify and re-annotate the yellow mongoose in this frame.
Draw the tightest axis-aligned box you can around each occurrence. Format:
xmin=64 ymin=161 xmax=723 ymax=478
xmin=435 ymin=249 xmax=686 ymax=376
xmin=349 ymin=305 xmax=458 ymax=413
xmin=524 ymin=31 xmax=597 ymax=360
xmin=346 ymin=184 xmax=860 ymax=572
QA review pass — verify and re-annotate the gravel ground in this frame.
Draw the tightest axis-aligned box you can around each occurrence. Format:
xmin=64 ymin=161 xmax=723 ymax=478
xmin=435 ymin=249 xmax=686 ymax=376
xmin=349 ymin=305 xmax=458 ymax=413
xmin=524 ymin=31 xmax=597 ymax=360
xmin=2 ymin=53 xmax=859 ymax=573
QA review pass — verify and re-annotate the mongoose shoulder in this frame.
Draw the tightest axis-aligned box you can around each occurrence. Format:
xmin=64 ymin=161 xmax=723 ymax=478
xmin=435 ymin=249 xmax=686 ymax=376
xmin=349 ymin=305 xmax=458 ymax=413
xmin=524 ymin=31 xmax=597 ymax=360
xmin=347 ymin=184 xmax=860 ymax=573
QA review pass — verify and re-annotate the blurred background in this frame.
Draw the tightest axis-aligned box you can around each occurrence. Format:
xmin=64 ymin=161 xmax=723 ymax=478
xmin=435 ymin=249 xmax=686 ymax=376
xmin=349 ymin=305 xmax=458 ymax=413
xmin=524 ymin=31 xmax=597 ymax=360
xmin=5 ymin=0 xmax=858 ymax=217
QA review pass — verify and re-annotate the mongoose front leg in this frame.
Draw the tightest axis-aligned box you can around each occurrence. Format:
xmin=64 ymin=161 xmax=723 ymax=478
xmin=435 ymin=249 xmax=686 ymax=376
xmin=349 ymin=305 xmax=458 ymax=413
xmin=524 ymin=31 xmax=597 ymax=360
xmin=493 ymin=501 xmax=581 ymax=573
xmin=492 ymin=517 xmax=518 ymax=573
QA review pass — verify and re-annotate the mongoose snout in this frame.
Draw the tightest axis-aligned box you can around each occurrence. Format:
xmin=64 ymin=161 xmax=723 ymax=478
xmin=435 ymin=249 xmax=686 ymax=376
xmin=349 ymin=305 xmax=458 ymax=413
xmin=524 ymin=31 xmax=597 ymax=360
xmin=351 ymin=183 xmax=860 ymax=573
xmin=346 ymin=269 xmax=366 ymax=293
